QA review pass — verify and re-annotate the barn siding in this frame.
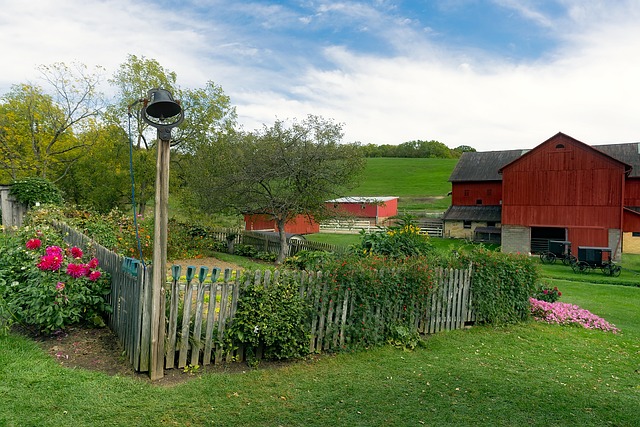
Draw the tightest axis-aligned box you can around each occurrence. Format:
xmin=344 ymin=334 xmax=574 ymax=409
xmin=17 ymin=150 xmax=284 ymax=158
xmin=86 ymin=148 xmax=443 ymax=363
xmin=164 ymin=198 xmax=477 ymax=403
xmin=624 ymin=178 xmax=640 ymax=207
xmin=501 ymin=134 xmax=626 ymax=230
xmin=451 ymin=182 xmax=503 ymax=206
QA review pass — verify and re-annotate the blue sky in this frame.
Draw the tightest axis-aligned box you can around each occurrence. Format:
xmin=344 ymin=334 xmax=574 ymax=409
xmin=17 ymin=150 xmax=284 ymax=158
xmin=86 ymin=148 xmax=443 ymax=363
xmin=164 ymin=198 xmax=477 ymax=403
xmin=1 ymin=0 xmax=639 ymax=151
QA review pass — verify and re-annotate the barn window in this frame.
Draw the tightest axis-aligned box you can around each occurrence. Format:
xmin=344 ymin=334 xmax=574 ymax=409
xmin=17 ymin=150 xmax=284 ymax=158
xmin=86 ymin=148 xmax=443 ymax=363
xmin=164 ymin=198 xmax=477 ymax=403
xmin=633 ymin=232 xmax=640 ymax=237
xmin=463 ymin=220 xmax=472 ymax=229
xmin=555 ymin=143 xmax=565 ymax=149
xmin=487 ymin=221 xmax=496 ymax=227
xmin=476 ymin=199 xmax=483 ymax=205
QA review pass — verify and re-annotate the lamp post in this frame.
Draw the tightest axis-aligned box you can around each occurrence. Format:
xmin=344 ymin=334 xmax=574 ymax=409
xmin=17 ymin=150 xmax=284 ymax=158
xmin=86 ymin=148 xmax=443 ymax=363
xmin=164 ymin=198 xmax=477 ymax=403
xmin=142 ymin=88 xmax=184 ymax=380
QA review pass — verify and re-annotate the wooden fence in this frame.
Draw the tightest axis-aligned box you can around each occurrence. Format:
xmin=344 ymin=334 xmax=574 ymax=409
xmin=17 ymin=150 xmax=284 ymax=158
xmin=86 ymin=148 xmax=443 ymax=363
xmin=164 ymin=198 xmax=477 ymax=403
xmin=163 ymin=264 xmax=474 ymax=369
xmin=54 ymin=222 xmax=475 ymax=378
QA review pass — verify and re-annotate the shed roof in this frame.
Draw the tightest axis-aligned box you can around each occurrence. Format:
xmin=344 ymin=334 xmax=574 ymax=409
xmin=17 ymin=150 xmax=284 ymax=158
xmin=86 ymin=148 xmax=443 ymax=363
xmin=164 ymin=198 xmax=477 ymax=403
xmin=449 ymin=150 xmax=526 ymax=182
xmin=327 ymin=196 xmax=398 ymax=203
xmin=442 ymin=205 xmax=502 ymax=222
xmin=593 ymin=143 xmax=640 ymax=178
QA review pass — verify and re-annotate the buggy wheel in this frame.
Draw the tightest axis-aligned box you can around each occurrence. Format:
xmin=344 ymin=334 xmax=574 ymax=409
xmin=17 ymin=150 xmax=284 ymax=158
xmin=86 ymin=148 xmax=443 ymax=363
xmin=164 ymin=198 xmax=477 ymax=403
xmin=571 ymin=261 xmax=581 ymax=273
xmin=540 ymin=252 xmax=556 ymax=264
xmin=563 ymin=255 xmax=577 ymax=266
xmin=578 ymin=261 xmax=591 ymax=274
xmin=612 ymin=265 xmax=622 ymax=277
xmin=602 ymin=265 xmax=612 ymax=276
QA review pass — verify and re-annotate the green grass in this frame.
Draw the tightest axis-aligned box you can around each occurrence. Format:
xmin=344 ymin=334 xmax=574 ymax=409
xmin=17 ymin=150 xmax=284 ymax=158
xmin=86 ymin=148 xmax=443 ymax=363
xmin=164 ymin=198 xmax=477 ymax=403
xmin=537 ymin=253 xmax=640 ymax=288
xmin=3 ymin=247 xmax=639 ymax=426
xmin=304 ymin=233 xmax=362 ymax=247
xmin=347 ymin=158 xmax=457 ymax=211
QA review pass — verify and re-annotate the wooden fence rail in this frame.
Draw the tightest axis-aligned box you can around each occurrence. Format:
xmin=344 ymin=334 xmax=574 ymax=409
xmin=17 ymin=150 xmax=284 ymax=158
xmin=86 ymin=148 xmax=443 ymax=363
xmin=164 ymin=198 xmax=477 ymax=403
xmin=53 ymin=222 xmax=475 ymax=378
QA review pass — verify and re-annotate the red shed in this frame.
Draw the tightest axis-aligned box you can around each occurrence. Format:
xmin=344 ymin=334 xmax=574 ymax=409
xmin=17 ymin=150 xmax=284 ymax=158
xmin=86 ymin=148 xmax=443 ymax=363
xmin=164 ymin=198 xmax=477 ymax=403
xmin=325 ymin=196 xmax=399 ymax=226
xmin=244 ymin=214 xmax=319 ymax=234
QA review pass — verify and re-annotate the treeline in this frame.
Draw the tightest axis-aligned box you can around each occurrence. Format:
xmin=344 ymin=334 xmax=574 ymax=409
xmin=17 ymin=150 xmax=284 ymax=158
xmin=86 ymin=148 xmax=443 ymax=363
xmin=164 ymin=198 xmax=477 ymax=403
xmin=361 ymin=140 xmax=475 ymax=158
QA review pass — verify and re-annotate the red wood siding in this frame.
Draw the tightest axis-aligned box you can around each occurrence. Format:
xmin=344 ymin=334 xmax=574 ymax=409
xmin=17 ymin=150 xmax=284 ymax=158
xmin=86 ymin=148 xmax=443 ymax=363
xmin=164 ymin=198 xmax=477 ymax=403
xmin=623 ymin=209 xmax=640 ymax=232
xmin=567 ymin=227 xmax=609 ymax=249
xmin=244 ymin=214 xmax=319 ymax=234
xmin=624 ymin=178 xmax=640 ymax=207
xmin=451 ymin=182 xmax=503 ymax=206
xmin=501 ymin=134 xmax=625 ymax=229
xmin=325 ymin=199 xmax=398 ymax=219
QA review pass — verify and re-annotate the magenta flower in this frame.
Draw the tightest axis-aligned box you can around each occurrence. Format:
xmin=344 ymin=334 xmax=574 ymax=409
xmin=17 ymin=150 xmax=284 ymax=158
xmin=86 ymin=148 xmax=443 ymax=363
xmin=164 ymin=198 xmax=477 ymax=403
xmin=26 ymin=238 xmax=42 ymax=250
xmin=530 ymin=298 xmax=620 ymax=333
xmin=45 ymin=246 xmax=63 ymax=257
xmin=88 ymin=270 xmax=102 ymax=281
xmin=66 ymin=263 xmax=88 ymax=278
xmin=70 ymin=246 xmax=83 ymax=259
xmin=87 ymin=257 xmax=99 ymax=269
xmin=37 ymin=254 xmax=63 ymax=271
xmin=56 ymin=282 xmax=65 ymax=291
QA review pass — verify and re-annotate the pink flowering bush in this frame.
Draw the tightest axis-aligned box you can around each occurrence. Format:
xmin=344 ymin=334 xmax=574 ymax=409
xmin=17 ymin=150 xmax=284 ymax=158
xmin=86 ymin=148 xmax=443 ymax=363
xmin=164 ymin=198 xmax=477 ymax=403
xmin=529 ymin=298 xmax=620 ymax=333
xmin=0 ymin=230 xmax=111 ymax=334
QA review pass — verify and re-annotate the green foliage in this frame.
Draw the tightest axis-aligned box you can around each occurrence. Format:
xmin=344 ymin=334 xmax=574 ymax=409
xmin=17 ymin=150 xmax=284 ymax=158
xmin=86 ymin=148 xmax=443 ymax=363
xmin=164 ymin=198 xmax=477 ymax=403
xmin=461 ymin=248 xmax=539 ymax=325
xmin=321 ymin=254 xmax=439 ymax=349
xmin=533 ymin=282 xmax=562 ymax=302
xmin=0 ymin=227 xmax=111 ymax=334
xmin=353 ymin=215 xmax=432 ymax=258
xmin=10 ymin=177 xmax=63 ymax=207
xmin=233 ymin=244 xmax=259 ymax=258
xmin=284 ymin=250 xmax=336 ymax=270
xmin=225 ymin=275 xmax=310 ymax=362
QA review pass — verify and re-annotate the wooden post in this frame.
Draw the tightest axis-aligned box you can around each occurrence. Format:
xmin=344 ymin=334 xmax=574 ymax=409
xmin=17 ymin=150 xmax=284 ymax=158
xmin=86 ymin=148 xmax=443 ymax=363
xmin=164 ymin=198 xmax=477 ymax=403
xmin=150 ymin=133 xmax=170 ymax=380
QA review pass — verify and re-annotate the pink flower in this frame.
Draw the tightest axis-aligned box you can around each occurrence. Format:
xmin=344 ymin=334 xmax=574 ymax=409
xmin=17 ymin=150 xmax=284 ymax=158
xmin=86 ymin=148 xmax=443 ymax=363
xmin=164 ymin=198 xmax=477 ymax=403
xmin=37 ymin=254 xmax=63 ymax=271
xmin=87 ymin=257 xmax=99 ymax=269
xmin=56 ymin=282 xmax=65 ymax=291
xmin=70 ymin=247 xmax=83 ymax=259
xmin=66 ymin=263 xmax=88 ymax=278
xmin=45 ymin=246 xmax=63 ymax=257
xmin=26 ymin=238 xmax=42 ymax=250
xmin=88 ymin=270 xmax=102 ymax=281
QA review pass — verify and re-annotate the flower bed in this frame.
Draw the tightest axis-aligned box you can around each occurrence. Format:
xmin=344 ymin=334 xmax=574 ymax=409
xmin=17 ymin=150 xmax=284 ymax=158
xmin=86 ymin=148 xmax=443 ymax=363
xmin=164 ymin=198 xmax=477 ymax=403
xmin=529 ymin=298 xmax=620 ymax=333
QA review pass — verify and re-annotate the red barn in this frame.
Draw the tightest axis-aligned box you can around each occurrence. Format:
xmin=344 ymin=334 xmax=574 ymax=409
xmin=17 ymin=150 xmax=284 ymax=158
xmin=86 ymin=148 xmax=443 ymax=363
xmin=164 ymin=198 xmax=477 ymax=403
xmin=243 ymin=214 xmax=319 ymax=234
xmin=325 ymin=196 xmax=399 ymax=226
xmin=444 ymin=132 xmax=640 ymax=259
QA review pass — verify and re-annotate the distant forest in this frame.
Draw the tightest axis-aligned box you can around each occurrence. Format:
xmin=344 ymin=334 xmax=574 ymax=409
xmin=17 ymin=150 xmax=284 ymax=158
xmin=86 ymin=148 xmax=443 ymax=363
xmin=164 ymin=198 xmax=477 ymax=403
xmin=361 ymin=140 xmax=475 ymax=158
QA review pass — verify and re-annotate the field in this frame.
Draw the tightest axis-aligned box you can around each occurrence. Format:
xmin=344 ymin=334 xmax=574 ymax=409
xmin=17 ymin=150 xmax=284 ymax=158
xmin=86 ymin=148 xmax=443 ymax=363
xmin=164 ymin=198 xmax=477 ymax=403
xmin=346 ymin=157 xmax=457 ymax=211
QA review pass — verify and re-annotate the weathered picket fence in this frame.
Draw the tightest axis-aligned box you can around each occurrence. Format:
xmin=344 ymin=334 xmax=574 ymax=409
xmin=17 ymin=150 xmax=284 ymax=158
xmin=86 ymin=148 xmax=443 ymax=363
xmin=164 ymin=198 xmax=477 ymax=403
xmin=163 ymin=264 xmax=474 ymax=369
xmin=54 ymin=222 xmax=475 ymax=378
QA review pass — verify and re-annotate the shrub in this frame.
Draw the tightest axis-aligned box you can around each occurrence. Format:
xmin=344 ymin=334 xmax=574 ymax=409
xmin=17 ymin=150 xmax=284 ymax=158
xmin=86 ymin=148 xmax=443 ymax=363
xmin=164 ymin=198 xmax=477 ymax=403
xmin=461 ymin=248 xmax=538 ymax=325
xmin=284 ymin=250 xmax=336 ymax=270
xmin=10 ymin=177 xmax=63 ymax=207
xmin=352 ymin=214 xmax=432 ymax=258
xmin=533 ymin=283 xmax=562 ymax=302
xmin=0 ymin=229 xmax=111 ymax=334
xmin=224 ymin=274 xmax=310 ymax=362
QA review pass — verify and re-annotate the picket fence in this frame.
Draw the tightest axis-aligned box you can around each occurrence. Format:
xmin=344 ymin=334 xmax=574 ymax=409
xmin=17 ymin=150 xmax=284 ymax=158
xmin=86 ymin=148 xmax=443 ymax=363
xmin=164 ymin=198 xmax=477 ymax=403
xmin=55 ymin=222 xmax=475 ymax=378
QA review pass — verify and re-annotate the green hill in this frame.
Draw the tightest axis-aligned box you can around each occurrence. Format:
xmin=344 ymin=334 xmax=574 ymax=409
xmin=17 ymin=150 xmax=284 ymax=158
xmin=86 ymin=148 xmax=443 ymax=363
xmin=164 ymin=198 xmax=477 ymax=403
xmin=345 ymin=157 xmax=458 ymax=212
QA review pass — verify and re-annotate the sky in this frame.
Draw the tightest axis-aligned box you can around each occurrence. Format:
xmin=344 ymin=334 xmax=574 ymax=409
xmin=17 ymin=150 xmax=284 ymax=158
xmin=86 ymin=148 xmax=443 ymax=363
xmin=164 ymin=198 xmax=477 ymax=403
xmin=1 ymin=0 xmax=639 ymax=151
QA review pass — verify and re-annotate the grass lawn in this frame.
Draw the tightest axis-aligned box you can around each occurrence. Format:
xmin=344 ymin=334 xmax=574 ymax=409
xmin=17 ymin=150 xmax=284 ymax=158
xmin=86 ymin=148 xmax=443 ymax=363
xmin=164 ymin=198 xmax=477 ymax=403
xmin=2 ymin=269 xmax=639 ymax=426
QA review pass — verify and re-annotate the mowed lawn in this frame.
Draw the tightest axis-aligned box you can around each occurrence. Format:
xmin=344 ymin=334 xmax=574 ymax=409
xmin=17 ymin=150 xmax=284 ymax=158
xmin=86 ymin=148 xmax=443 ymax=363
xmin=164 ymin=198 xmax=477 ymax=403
xmin=345 ymin=157 xmax=458 ymax=211
xmin=1 ymin=279 xmax=638 ymax=426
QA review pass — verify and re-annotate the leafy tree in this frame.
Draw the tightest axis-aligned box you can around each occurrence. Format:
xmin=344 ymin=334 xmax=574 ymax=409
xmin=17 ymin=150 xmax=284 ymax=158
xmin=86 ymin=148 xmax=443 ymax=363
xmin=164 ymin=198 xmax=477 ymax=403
xmin=185 ymin=115 xmax=365 ymax=264
xmin=9 ymin=177 xmax=63 ymax=207
xmin=108 ymin=54 xmax=237 ymax=215
xmin=0 ymin=63 xmax=105 ymax=183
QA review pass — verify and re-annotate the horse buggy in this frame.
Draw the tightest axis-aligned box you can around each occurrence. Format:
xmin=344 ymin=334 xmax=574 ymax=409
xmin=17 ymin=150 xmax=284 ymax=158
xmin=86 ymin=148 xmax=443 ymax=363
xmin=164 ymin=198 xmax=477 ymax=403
xmin=540 ymin=240 xmax=577 ymax=265
xmin=571 ymin=246 xmax=621 ymax=276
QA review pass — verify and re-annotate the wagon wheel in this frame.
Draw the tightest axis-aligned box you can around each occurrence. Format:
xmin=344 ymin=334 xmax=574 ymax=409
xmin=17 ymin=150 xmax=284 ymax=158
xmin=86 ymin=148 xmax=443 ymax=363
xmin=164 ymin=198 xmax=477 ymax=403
xmin=563 ymin=255 xmax=578 ymax=266
xmin=577 ymin=261 xmax=591 ymax=274
xmin=612 ymin=265 xmax=622 ymax=277
xmin=601 ymin=264 xmax=613 ymax=276
xmin=540 ymin=252 xmax=556 ymax=264
xmin=571 ymin=260 xmax=582 ymax=273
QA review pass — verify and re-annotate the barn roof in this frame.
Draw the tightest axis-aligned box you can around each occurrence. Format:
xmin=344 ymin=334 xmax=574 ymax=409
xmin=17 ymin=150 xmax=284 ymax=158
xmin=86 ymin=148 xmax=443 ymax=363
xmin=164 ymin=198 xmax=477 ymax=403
xmin=449 ymin=150 xmax=526 ymax=182
xmin=442 ymin=205 xmax=502 ymax=222
xmin=327 ymin=196 xmax=398 ymax=203
xmin=593 ymin=143 xmax=640 ymax=178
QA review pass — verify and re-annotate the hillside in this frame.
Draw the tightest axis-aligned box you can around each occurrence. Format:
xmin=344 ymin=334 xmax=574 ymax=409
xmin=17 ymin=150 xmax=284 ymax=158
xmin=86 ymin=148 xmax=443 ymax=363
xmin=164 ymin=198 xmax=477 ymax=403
xmin=345 ymin=157 xmax=458 ymax=212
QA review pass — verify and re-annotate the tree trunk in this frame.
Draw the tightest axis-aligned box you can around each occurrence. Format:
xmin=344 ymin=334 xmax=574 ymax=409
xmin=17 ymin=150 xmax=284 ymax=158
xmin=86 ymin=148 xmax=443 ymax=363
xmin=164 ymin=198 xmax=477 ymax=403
xmin=276 ymin=218 xmax=289 ymax=265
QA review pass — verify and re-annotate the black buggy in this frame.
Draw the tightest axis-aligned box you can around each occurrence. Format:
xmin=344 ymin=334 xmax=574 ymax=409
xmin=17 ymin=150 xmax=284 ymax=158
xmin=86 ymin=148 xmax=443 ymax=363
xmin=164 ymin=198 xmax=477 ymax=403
xmin=572 ymin=246 xmax=622 ymax=276
xmin=540 ymin=240 xmax=577 ymax=266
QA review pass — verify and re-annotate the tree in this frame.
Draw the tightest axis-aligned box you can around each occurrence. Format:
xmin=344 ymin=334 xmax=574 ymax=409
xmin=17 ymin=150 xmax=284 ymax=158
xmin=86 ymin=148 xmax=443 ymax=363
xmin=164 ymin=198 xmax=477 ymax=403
xmin=185 ymin=115 xmax=366 ymax=263
xmin=0 ymin=63 xmax=105 ymax=183
xmin=108 ymin=54 xmax=237 ymax=215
